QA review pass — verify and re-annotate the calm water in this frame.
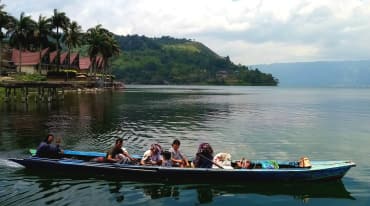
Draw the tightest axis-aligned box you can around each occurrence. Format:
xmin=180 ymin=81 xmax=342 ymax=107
xmin=0 ymin=86 xmax=369 ymax=205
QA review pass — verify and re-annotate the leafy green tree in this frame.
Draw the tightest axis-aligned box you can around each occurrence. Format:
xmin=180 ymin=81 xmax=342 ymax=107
xmin=86 ymin=24 xmax=120 ymax=77
xmin=101 ymin=35 xmax=120 ymax=76
xmin=7 ymin=12 xmax=36 ymax=73
xmin=34 ymin=15 xmax=52 ymax=73
xmin=62 ymin=21 xmax=82 ymax=69
xmin=86 ymin=24 xmax=104 ymax=76
xmin=51 ymin=9 xmax=70 ymax=70
xmin=0 ymin=1 xmax=11 ymax=74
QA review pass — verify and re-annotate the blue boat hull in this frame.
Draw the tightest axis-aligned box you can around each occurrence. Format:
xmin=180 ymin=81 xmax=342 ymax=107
xmin=9 ymin=157 xmax=356 ymax=183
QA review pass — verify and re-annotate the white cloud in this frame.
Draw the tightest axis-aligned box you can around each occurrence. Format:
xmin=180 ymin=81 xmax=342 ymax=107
xmin=201 ymin=38 xmax=320 ymax=64
xmin=3 ymin=0 xmax=370 ymax=64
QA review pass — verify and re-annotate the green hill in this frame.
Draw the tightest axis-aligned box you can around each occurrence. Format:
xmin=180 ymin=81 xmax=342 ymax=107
xmin=112 ymin=35 xmax=278 ymax=85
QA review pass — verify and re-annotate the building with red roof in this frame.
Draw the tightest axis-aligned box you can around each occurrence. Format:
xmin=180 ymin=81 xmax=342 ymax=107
xmin=49 ymin=51 xmax=57 ymax=64
xmin=69 ymin=53 xmax=79 ymax=68
xmin=79 ymin=57 xmax=91 ymax=72
xmin=11 ymin=48 xmax=105 ymax=76
xmin=60 ymin=52 xmax=68 ymax=65
xmin=78 ymin=56 xmax=104 ymax=74
xmin=12 ymin=48 xmax=49 ymax=74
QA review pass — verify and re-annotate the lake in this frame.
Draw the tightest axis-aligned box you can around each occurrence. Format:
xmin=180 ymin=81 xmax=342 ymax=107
xmin=0 ymin=86 xmax=369 ymax=205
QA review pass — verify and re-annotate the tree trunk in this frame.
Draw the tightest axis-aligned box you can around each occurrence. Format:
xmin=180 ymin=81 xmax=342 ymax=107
xmin=93 ymin=57 xmax=97 ymax=78
xmin=89 ymin=57 xmax=93 ymax=78
xmin=109 ymin=58 xmax=112 ymax=77
xmin=67 ymin=47 xmax=71 ymax=81
xmin=18 ymin=44 xmax=22 ymax=73
xmin=38 ymin=43 xmax=42 ymax=74
xmin=56 ymin=27 xmax=59 ymax=71
xmin=0 ymin=39 xmax=3 ymax=75
xmin=68 ymin=48 xmax=71 ymax=69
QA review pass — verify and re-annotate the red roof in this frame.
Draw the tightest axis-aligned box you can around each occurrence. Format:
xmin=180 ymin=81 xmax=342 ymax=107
xmin=79 ymin=56 xmax=105 ymax=70
xmin=70 ymin=53 xmax=78 ymax=64
xmin=49 ymin=51 xmax=57 ymax=63
xmin=60 ymin=52 xmax=68 ymax=64
xmin=12 ymin=48 xmax=49 ymax=66
xmin=79 ymin=57 xmax=91 ymax=70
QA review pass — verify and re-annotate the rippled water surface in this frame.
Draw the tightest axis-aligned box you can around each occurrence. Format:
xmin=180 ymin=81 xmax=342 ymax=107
xmin=1 ymin=86 xmax=369 ymax=205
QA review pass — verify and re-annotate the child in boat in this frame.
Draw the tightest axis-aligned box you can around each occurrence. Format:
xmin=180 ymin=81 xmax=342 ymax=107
xmin=161 ymin=150 xmax=172 ymax=167
xmin=169 ymin=139 xmax=189 ymax=167
xmin=36 ymin=134 xmax=64 ymax=158
xmin=140 ymin=143 xmax=163 ymax=166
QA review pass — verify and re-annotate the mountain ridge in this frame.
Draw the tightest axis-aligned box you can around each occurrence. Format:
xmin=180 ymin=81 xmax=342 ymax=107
xmin=256 ymin=60 xmax=370 ymax=87
xmin=111 ymin=35 xmax=278 ymax=85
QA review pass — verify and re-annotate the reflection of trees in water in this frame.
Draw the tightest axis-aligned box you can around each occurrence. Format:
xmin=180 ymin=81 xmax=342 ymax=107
xmin=0 ymin=91 xmax=231 ymax=151
xmin=0 ymin=101 xmax=61 ymax=150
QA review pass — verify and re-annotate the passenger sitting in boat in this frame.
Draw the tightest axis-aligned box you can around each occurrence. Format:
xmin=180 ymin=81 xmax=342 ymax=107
xmin=106 ymin=138 xmax=135 ymax=163
xmin=299 ymin=156 xmax=311 ymax=168
xmin=169 ymin=139 xmax=189 ymax=167
xmin=140 ymin=143 xmax=163 ymax=166
xmin=212 ymin=153 xmax=233 ymax=169
xmin=193 ymin=143 xmax=214 ymax=168
xmin=162 ymin=150 xmax=172 ymax=167
xmin=36 ymin=134 xmax=64 ymax=158
xmin=236 ymin=158 xmax=251 ymax=169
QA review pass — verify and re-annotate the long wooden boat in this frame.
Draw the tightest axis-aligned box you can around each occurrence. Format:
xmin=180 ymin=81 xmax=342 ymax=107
xmin=9 ymin=150 xmax=356 ymax=183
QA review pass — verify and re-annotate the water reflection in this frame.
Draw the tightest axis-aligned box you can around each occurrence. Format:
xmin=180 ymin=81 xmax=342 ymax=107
xmin=8 ymin=170 xmax=355 ymax=205
xmin=0 ymin=90 xmax=233 ymax=155
xmin=139 ymin=184 xmax=180 ymax=200
xmin=1 ymin=86 xmax=368 ymax=205
xmin=108 ymin=181 xmax=125 ymax=203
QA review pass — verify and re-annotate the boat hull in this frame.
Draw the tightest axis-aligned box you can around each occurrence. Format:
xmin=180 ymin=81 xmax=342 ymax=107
xmin=9 ymin=157 xmax=355 ymax=183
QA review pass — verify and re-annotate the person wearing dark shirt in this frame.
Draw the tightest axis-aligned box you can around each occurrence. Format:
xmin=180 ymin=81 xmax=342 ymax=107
xmin=106 ymin=138 xmax=135 ymax=163
xmin=193 ymin=143 xmax=214 ymax=168
xmin=36 ymin=134 xmax=63 ymax=158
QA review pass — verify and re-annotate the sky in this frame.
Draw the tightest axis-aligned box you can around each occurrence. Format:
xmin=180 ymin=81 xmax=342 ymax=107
xmin=3 ymin=0 xmax=370 ymax=65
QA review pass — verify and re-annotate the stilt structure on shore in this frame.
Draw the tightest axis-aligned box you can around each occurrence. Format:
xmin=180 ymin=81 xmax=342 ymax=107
xmin=0 ymin=81 xmax=124 ymax=103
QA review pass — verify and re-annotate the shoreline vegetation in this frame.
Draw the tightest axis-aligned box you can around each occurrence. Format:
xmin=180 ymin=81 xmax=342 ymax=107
xmin=0 ymin=1 xmax=278 ymax=89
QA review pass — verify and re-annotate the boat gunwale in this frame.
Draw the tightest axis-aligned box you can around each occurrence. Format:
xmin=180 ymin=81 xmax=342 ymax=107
xmin=9 ymin=157 xmax=356 ymax=173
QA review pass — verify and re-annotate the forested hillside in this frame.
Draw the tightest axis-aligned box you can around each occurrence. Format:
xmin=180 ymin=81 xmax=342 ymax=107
xmin=112 ymin=35 xmax=278 ymax=85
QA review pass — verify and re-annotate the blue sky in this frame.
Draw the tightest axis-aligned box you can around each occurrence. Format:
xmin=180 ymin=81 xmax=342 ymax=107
xmin=3 ymin=0 xmax=370 ymax=65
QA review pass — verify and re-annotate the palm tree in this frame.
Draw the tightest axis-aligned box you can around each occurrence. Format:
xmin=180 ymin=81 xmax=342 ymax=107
xmin=7 ymin=12 xmax=35 ymax=73
xmin=62 ymin=21 xmax=82 ymax=69
xmin=86 ymin=24 xmax=120 ymax=79
xmin=86 ymin=24 xmax=105 ymax=76
xmin=0 ymin=1 xmax=11 ymax=74
xmin=101 ymin=35 xmax=120 ymax=78
xmin=34 ymin=15 xmax=52 ymax=73
xmin=51 ymin=9 xmax=69 ymax=70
